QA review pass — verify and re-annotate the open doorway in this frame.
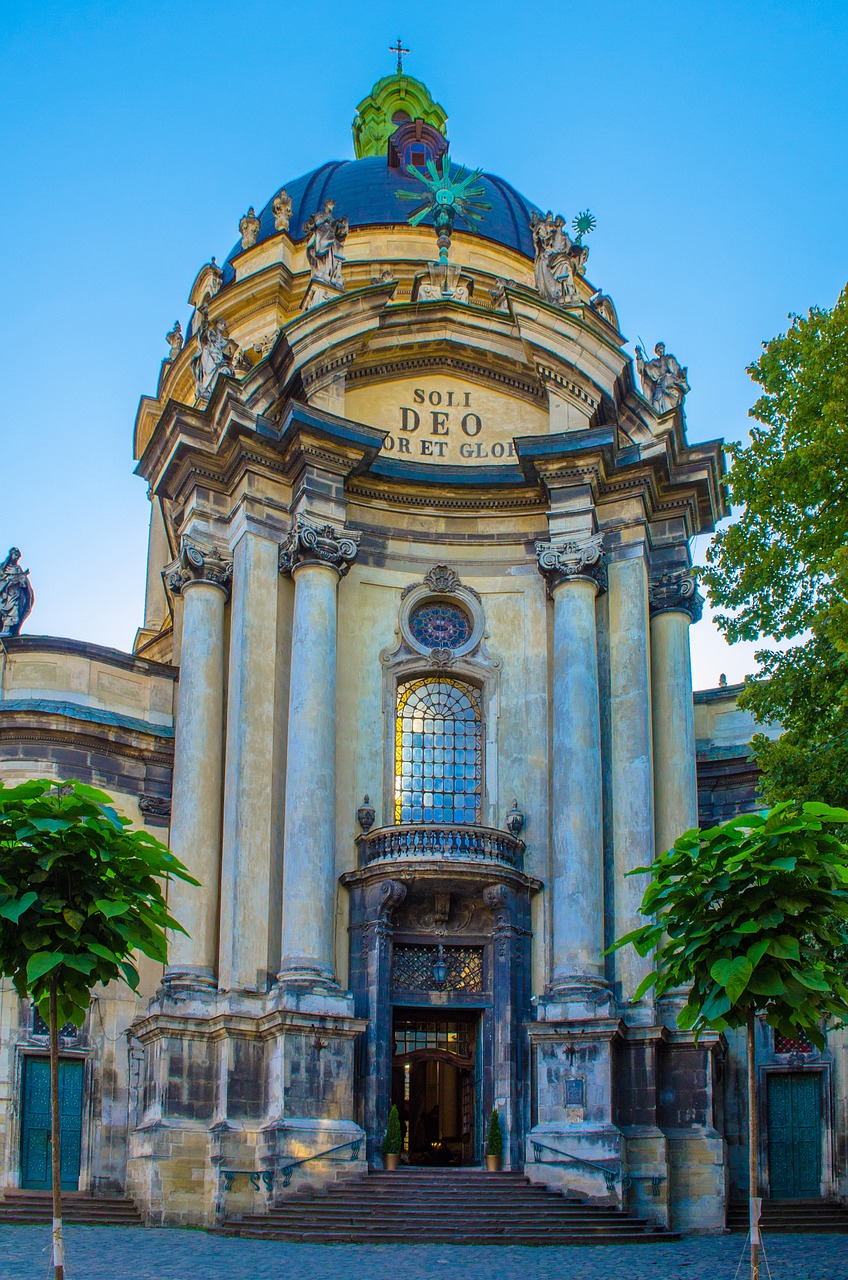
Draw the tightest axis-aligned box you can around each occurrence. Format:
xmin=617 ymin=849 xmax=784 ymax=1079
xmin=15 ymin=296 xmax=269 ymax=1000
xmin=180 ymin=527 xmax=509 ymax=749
xmin=391 ymin=1011 xmax=481 ymax=1166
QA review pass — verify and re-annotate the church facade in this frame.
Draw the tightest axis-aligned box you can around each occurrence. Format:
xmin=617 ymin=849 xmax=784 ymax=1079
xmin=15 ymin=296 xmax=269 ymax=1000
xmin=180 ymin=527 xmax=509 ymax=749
xmin=1 ymin=68 xmax=846 ymax=1233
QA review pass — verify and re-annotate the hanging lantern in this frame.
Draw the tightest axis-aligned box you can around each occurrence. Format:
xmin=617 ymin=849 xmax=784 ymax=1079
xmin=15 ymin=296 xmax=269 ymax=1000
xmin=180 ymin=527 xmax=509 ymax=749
xmin=432 ymin=942 xmax=448 ymax=987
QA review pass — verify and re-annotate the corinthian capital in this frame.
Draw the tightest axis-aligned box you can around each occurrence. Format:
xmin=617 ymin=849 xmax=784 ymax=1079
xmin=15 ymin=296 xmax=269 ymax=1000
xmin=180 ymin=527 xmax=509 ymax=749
xmin=649 ymin=570 xmax=704 ymax=622
xmin=165 ymin=540 xmax=233 ymax=599
xmin=278 ymin=516 xmax=360 ymax=579
xmin=535 ymin=533 xmax=606 ymax=596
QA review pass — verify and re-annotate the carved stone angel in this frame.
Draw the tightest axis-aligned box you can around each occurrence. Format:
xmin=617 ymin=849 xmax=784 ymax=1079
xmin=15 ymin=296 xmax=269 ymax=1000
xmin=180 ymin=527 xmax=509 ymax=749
xmin=530 ymin=211 xmax=588 ymax=307
xmin=239 ymin=207 xmax=261 ymax=251
xmin=272 ymin=189 xmax=293 ymax=232
xmin=635 ymin=342 xmax=690 ymax=414
xmin=0 ymin=548 xmax=34 ymax=636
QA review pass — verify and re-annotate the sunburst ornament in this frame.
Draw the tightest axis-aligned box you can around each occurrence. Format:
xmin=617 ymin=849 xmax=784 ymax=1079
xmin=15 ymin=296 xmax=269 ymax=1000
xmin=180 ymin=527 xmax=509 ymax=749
xmin=572 ymin=210 xmax=597 ymax=245
xmin=397 ymin=151 xmax=491 ymax=265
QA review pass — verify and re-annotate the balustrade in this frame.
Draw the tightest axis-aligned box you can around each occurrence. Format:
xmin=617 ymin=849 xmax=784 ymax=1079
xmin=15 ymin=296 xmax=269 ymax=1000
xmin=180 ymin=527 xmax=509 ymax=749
xmin=357 ymin=823 xmax=524 ymax=870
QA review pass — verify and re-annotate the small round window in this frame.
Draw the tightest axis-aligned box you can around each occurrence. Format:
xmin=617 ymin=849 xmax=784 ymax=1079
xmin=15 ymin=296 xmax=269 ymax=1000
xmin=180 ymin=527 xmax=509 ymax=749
xmin=408 ymin=601 xmax=472 ymax=649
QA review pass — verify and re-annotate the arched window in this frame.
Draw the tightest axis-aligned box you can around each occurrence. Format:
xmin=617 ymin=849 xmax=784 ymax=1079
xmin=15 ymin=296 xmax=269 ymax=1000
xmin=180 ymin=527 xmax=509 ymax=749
xmin=395 ymin=677 xmax=483 ymax=825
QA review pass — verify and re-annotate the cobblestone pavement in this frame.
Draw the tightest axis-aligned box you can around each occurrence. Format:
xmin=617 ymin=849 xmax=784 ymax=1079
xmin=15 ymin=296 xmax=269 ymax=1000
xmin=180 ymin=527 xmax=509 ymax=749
xmin=1 ymin=1226 xmax=846 ymax=1280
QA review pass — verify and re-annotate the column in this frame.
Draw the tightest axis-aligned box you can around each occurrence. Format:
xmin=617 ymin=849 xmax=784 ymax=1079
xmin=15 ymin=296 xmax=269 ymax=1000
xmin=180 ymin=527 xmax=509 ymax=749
xmin=536 ymin=534 xmax=607 ymax=993
xmin=164 ymin=542 xmax=231 ymax=989
xmin=277 ymin=517 xmax=359 ymax=986
xmin=650 ymin=572 xmax=703 ymax=857
xmin=217 ymin=529 xmax=282 ymax=992
xmin=608 ymin=546 xmax=655 ymax=1006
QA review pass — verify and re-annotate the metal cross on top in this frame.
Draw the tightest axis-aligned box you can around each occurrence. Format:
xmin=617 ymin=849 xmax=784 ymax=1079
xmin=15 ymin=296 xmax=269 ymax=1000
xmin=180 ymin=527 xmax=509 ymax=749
xmin=390 ymin=38 xmax=410 ymax=73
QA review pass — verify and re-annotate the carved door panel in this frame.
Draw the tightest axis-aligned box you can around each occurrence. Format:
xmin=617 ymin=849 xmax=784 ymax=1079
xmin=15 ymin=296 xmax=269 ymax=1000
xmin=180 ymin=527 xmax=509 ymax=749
xmin=767 ymin=1073 xmax=821 ymax=1199
xmin=21 ymin=1057 xmax=83 ymax=1190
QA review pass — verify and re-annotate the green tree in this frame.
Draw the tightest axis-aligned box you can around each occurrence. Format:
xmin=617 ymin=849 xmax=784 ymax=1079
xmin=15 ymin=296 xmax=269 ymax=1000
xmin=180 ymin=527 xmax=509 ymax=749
xmin=0 ymin=779 xmax=196 ymax=1280
xmin=383 ymin=1103 xmax=402 ymax=1156
xmin=486 ymin=1107 xmax=503 ymax=1159
xmin=702 ymin=286 xmax=848 ymax=809
xmin=609 ymin=802 xmax=848 ymax=1280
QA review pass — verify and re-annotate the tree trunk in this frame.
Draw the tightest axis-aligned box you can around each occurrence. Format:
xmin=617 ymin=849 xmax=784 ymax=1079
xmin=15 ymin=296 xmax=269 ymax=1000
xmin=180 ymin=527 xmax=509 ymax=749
xmin=49 ymin=980 xmax=65 ymax=1280
xmin=747 ymin=1007 xmax=760 ymax=1280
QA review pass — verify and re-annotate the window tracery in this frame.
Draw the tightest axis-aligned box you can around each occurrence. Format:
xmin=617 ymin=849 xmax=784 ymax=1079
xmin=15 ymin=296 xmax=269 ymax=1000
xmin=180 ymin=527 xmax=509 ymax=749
xmin=395 ymin=677 xmax=482 ymax=825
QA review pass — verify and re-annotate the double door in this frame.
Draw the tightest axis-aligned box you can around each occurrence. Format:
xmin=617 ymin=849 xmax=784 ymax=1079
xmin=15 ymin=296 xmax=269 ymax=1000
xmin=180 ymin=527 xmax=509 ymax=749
xmin=20 ymin=1057 xmax=84 ymax=1190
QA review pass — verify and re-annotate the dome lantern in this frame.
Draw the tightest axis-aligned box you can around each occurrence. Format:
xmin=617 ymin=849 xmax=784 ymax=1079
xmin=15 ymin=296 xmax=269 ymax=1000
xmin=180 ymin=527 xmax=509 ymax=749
xmin=352 ymin=71 xmax=448 ymax=160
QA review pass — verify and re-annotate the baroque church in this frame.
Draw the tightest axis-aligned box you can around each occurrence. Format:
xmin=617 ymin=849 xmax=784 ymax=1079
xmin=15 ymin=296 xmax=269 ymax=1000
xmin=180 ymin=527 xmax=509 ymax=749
xmin=1 ymin=63 xmax=845 ymax=1236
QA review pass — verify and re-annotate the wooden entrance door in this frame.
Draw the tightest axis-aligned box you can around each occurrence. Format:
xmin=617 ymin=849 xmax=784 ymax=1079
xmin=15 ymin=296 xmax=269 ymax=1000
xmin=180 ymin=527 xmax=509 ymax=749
xmin=20 ymin=1057 xmax=84 ymax=1190
xmin=767 ymin=1072 xmax=821 ymax=1199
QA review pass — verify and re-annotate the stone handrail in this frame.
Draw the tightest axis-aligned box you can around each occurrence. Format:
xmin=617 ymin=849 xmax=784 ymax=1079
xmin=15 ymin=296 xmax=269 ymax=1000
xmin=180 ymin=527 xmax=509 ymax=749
xmin=357 ymin=823 xmax=525 ymax=870
xmin=530 ymin=1139 xmax=620 ymax=1196
xmin=220 ymin=1138 xmax=363 ymax=1194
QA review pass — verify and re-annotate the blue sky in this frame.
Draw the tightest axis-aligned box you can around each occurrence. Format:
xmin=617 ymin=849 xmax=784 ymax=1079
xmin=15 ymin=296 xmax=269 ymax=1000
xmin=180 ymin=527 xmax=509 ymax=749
xmin=2 ymin=0 xmax=846 ymax=687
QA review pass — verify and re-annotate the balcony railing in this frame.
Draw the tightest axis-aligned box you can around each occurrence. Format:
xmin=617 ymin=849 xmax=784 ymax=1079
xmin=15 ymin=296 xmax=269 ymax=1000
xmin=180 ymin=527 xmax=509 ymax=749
xmin=357 ymin=823 xmax=524 ymax=871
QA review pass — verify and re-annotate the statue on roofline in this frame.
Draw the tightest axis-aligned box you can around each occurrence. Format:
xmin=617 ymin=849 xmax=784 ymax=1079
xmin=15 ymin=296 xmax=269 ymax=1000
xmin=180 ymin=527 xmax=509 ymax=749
xmin=272 ymin=189 xmax=292 ymax=232
xmin=635 ymin=341 xmax=690 ymax=414
xmin=304 ymin=200 xmax=348 ymax=291
xmin=0 ymin=548 xmax=34 ymax=637
xmin=239 ymin=207 xmax=261 ymax=251
xmin=190 ymin=305 xmax=238 ymax=401
xmin=530 ymin=210 xmax=590 ymax=307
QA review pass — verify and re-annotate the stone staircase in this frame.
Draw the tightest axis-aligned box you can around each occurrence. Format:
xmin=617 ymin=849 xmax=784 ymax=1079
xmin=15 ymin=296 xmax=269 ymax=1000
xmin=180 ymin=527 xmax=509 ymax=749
xmin=0 ymin=1190 xmax=142 ymax=1226
xmin=220 ymin=1168 xmax=679 ymax=1245
xmin=727 ymin=1198 xmax=848 ymax=1233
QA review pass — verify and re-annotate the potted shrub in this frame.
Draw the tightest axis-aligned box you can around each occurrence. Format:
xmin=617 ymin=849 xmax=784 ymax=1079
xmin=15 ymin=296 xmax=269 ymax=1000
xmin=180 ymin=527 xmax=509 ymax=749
xmin=486 ymin=1107 xmax=503 ymax=1171
xmin=383 ymin=1103 xmax=402 ymax=1170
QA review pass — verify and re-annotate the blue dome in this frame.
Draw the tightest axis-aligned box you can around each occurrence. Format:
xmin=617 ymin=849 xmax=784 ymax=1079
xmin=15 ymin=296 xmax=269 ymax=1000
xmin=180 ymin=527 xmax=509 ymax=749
xmin=221 ymin=157 xmax=539 ymax=282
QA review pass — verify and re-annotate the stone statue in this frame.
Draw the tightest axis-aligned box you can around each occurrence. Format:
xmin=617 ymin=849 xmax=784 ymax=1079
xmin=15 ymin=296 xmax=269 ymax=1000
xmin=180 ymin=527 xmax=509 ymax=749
xmin=190 ymin=306 xmax=237 ymax=400
xmin=304 ymin=200 xmax=348 ymax=291
xmin=272 ymin=189 xmax=293 ymax=232
xmin=239 ymin=207 xmax=261 ymax=251
xmin=165 ymin=320 xmax=183 ymax=360
xmin=0 ymin=548 xmax=34 ymax=636
xmin=635 ymin=342 xmax=690 ymax=414
xmin=530 ymin=211 xmax=589 ymax=307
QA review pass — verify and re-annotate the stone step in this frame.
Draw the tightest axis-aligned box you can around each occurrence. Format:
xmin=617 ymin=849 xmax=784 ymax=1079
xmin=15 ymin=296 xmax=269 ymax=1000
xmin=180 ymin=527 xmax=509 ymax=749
xmin=727 ymin=1200 xmax=848 ymax=1232
xmin=245 ymin=1210 xmax=646 ymax=1226
xmin=220 ymin=1225 xmax=678 ymax=1245
xmin=0 ymin=1192 xmax=141 ymax=1226
xmin=222 ymin=1168 xmax=675 ymax=1245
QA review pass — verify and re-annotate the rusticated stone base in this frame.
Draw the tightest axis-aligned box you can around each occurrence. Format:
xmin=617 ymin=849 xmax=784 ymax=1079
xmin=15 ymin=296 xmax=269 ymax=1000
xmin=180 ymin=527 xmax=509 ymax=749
xmin=126 ymin=991 xmax=366 ymax=1226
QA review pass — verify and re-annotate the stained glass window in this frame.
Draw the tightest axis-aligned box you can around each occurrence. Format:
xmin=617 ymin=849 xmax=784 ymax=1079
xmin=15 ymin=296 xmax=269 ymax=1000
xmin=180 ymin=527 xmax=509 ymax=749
xmin=408 ymin=601 xmax=472 ymax=650
xmin=395 ymin=677 xmax=482 ymax=825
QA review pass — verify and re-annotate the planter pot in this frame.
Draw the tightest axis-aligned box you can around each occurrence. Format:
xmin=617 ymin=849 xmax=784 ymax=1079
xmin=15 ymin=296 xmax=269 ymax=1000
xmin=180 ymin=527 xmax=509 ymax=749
xmin=384 ymin=1153 xmax=400 ymax=1171
xmin=485 ymin=1155 xmax=502 ymax=1172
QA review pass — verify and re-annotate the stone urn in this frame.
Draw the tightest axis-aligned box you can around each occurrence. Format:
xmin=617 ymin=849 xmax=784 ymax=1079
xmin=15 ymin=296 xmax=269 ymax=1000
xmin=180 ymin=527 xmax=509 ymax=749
xmin=485 ymin=1154 xmax=502 ymax=1172
xmin=385 ymin=1152 xmax=400 ymax=1171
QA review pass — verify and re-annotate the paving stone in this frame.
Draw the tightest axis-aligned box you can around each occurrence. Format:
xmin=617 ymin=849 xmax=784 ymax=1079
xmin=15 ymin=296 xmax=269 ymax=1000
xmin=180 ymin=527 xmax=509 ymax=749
xmin=0 ymin=1225 xmax=846 ymax=1280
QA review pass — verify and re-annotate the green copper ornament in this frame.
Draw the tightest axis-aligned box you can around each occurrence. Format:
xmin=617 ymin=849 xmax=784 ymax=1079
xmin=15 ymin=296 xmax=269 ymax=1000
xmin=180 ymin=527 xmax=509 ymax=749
xmin=397 ymin=152 xmax=491 ymax=265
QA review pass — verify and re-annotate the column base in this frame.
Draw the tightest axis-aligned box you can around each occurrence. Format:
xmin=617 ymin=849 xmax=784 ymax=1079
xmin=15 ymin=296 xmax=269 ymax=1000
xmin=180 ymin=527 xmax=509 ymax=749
xmin=160 ymin=965 xmax=218 ymax=996
xmin=272 ymin=966 xmax=354 ymax=1017
xmin=537 ymin=976 xmax=614 ymax=1021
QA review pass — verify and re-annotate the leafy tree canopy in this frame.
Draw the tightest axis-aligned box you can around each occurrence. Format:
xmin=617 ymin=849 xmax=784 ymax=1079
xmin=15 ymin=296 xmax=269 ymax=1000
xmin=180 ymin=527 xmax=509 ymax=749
xmin=608 ymin=802 xmax=848 ymax=1048
xmin=703 ymin=286 xmax=848 ymax=807
xmin=0 ymin=778 xmax=197 ymax=1027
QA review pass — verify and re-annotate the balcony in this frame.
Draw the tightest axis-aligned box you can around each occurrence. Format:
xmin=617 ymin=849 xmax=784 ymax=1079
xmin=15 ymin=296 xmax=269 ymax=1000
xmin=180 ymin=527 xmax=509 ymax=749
xmin=356 ymin=823 xmax=525 ymax=872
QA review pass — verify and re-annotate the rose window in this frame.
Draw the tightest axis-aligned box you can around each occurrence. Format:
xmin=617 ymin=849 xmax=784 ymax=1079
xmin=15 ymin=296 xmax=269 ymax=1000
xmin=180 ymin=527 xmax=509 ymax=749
xmin=408 ymin=601 xmax=472 ymax=650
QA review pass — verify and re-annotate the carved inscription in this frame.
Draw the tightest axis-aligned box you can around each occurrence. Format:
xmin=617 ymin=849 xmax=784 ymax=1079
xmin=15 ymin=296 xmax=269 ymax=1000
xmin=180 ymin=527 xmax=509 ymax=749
xmin=345 ymin=376 xmax=549 ymax=465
